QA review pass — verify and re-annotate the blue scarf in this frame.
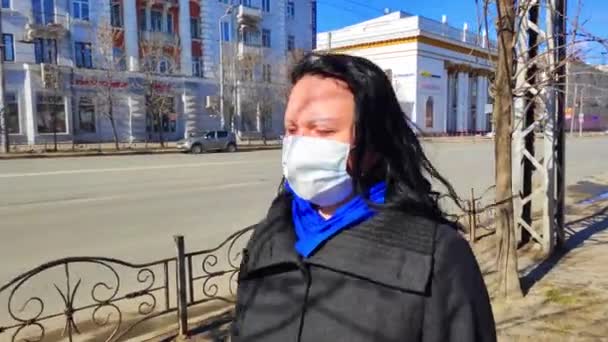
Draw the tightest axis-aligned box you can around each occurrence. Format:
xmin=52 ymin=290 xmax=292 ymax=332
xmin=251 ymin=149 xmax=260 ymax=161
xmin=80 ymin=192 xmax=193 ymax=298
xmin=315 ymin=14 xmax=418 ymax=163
xmin=286 ymin=182 xmax=387 ymax=257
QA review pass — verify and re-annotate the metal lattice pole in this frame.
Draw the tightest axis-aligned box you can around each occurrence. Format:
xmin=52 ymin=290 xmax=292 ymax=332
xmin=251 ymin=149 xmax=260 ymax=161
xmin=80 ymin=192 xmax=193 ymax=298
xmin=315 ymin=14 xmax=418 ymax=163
xmin=513 ymin=0 xmax=566 ymax=255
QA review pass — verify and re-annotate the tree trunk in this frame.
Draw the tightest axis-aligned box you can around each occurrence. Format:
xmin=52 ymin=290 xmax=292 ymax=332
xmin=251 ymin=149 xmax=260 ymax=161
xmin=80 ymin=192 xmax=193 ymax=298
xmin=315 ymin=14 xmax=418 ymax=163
xmin=108 ymin=94 xmax=120 ymax=151
xmin=494 ymin=0 xmax=523 ymax=300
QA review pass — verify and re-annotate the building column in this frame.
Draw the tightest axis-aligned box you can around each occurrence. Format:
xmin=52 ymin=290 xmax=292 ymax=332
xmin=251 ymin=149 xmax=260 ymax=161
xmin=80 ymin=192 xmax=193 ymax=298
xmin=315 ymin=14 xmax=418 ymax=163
xmin=22 ymin=67 xmax=38 ymax=145
xmin=456 ymin=71 xmax=470 ymax=133
xmin=476 ymin=76 xmax=488 ymax=132
xmin=179 ymin=0 xmax=193 ymax=76
xmin=123 ymin=0 xmax=140 ymax=71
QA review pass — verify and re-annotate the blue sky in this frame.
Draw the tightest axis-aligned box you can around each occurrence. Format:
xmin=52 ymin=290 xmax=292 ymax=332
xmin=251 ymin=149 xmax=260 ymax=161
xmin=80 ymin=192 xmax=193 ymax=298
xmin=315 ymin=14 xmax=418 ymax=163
xmin=316 ymin=0 xmax=608 ymax=64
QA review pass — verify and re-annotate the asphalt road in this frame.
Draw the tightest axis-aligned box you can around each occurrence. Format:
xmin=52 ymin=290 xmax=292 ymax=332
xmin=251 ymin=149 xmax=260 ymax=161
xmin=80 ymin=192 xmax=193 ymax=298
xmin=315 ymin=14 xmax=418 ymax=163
xmin=1 ymin=136 xmax=607 ymax=283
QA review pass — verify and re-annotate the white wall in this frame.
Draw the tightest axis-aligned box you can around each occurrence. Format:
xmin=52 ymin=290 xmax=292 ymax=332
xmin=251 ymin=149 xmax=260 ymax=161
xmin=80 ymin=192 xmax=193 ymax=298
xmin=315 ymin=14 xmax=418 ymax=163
xmin=417 ymin=54 xmax=447 ymax=133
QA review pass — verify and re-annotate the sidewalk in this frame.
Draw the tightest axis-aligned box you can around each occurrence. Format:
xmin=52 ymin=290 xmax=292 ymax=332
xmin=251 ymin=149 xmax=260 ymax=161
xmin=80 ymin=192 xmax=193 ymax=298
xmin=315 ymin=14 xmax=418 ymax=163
xmin=474 ymin=173 xmax=608 ymax=341
xmin=0 ymin=140 xmax=282 ymax=160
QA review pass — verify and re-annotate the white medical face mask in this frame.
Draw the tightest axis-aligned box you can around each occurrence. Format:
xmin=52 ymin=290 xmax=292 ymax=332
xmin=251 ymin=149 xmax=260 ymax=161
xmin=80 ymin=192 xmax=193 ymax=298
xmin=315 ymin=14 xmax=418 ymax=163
xmin=282 ymin=135 xmax=353 ymax=207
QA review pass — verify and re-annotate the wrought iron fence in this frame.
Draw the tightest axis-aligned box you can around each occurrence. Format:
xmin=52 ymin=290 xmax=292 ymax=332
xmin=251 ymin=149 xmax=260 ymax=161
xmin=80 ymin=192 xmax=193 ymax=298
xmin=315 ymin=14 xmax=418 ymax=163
xmin=0 ymin=227 xmax=253 ymax=342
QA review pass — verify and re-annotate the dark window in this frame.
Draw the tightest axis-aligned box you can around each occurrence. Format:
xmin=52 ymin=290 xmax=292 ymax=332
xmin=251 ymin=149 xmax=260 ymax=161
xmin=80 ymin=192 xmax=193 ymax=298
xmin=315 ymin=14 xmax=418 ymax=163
xmin=192 ymin=57 xmax=202 ymax=77
xmin=221 ymin=21 xmax=230 ymax=41
xmin=425 ymin=96 xmax=434 ymax=128
xmin=263 ymin=64 xmax=271 ymax=83
xmin=2 ymin=0 xmax=10 ymax=9
xmin=262 ymin=29 xmax=271 ymax=48
xmin=36 ymin=94 xmax=66 ymax=133
xmin=5 ymin=93 xmax=19 ymax=134
xmin=139 ymin=8 xmax=147 ymax=31
xmin=2 ymin=34 xmax=14 ymax=62
xmin=75 ymin=42 xmax=93 ymax=68
xmin=217 ymin=131 xmax=228 ymax=138
xmin=190 ymin=18 xmax=201 ymax=39
xmin=34 ymin=38 xmax=57 ymax=64
xmin=113 ymin=47 xmax=127 ymax=70
xmin=151 ymin=10 xmax=162 ymax=32
xmin=166 ymin=12 xmax=173 ymax=33
xmin=73 ymin=0 xmax=90 ymax=20
xmin=78 ymin=97 xmax=96 ymax=133
xmin=111 ymin=2 xmax=123 ymax=27
xmin=286 ymin=1 xmax=295 ymax=18
xmin=287 ymin=35 xmax=295 ymax=51
xmin=33 ymin=0 xmax=55 ymax=25
xmin=262 ymin=0 xmax=270 ymax=12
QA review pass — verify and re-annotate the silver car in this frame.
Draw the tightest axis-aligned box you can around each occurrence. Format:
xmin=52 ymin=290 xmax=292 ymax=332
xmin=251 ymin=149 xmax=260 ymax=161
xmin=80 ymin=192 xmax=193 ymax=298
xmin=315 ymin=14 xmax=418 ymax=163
xmin=177 ymin=130 xmax=238 ymax=153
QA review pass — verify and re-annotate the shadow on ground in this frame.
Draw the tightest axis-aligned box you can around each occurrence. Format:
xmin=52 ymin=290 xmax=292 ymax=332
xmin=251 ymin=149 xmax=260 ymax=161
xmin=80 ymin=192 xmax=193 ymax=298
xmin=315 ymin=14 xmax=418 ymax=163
xmin=520 ymin=179 xmax=608 ymax=294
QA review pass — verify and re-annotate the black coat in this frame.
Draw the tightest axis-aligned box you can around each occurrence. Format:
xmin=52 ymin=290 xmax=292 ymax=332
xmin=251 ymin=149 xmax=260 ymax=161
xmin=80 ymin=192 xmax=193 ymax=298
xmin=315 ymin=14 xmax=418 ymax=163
xmin=232 ymin=195 xmax=496 ymax=342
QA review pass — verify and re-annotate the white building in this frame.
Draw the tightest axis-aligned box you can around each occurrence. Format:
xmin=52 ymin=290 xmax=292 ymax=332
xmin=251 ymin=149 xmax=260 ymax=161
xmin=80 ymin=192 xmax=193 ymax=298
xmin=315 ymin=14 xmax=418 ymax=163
xmin=0 ymin=0 xmax=315 ymax=146
xmin=316 ymin=11 xmax=496 ymax=135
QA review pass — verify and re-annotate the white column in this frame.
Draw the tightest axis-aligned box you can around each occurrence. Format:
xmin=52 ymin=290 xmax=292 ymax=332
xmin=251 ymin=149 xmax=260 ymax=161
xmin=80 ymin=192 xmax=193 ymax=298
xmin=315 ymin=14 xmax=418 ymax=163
xmin=179 ymin=0 xmax=193 ymax=76
xmin=456 ymin=71 xmax=470 ymax=133
xmin=23 ymin=67 xmax=36 ymax=145
xmin=123 ymin=0 xmax=140 ymax=71
xmin=476 ymin=76 xmax=488 ymax=132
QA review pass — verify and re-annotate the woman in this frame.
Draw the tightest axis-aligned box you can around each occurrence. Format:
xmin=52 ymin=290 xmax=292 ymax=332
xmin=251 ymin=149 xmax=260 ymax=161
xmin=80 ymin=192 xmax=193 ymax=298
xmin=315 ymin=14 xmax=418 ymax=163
xmin=231 ymin=53 xmax=495 ymax=342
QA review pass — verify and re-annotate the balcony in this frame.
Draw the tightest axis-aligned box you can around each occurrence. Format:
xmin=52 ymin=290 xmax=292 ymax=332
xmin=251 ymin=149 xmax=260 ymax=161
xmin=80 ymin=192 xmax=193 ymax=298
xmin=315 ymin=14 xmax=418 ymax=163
xmin=140 ymin=31 xmax=180 ymax=46
xmin=23 ymin=22 xmax=68 ymax=41
xmin=237 ymin=42 xmax=261 ymax=59
xmin=237 ymin=5 xmax=262 ymax=27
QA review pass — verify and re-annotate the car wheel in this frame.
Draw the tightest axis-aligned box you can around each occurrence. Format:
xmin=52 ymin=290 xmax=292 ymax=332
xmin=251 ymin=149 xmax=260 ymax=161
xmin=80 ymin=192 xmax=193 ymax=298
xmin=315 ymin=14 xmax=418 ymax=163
xmin=191 ymin=144 xmax=204 ymax=154
xmin=226 ymin=143 xmax=237 ymax=153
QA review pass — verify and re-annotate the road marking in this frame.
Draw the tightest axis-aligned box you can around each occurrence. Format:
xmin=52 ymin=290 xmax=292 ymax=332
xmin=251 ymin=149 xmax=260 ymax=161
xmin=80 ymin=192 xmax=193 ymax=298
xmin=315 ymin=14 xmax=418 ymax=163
xmin=0 ymin=160 xmax=274 ymax=179
xmin=0 ymin=180 xmax=271 ymax=210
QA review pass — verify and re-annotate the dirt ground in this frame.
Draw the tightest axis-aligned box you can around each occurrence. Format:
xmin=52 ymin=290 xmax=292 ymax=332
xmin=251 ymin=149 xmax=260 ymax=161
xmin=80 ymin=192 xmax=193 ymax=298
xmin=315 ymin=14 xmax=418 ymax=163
xmin=473 ymin=173 xmax=608 ymax=341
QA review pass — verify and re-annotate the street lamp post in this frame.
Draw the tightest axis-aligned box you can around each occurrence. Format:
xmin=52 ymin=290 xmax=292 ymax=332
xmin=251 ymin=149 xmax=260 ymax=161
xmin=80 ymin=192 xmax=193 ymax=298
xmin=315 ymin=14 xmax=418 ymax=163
xmin=219 ymin=6 xmax=234 ymax=130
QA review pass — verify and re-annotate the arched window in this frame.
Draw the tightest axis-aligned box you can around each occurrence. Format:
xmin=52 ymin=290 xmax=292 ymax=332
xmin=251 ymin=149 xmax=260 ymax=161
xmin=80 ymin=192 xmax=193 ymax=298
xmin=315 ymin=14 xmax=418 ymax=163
xmin=425 ymin=96 xmax=434 ymax=128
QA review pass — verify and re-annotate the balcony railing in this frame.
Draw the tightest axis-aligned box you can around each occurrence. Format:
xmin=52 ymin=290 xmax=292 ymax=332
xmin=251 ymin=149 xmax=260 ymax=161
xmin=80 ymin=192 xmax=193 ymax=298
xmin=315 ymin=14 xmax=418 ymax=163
xmin=237 ymin=5 xmax=262 ymax=27
xmin=140 ymin=31 xmax=180 ymax=46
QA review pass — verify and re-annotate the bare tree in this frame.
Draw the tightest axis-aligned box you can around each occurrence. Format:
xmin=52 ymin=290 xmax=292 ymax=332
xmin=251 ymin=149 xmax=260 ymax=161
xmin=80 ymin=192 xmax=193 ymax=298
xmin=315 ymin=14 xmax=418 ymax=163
xmin=491 ymin=0 xmax=522 ymax=300
xmin=138 ymin=33 xmax=181 ymax=147
xmin=88 ymin=20 xmax=127 ymax=150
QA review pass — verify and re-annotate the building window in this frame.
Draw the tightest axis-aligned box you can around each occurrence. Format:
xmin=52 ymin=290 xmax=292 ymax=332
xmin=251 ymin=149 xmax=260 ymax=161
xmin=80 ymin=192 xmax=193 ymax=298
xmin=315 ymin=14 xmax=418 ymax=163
xmin=286 ymin=1 xmax=295 ymax=18
xmin=262 ymin=0 xmax=270 ymax=12
xmin=151 ymin=10 xmax=162 ymax=32
xmin=243 ymin=29 xmax=260 ymax=46
xmin=192 ymin=56 xmax=202 ymax=77
xmin=262 ymin=64 xmax=271 ymax=83
xmin=78 ymin=97 xmax=95 ymax=133
xmin=75 ymin=42 xmax=93 ymax=68
xmin=262 ymin=29 xmax=271 ymax=48
xmin=2 ymin=0 xmax=10 ymax=9
xmin=113 ymin=47 xmax=127 ymax=70
xmin=111 ymin=2 xmax=122 ymax=27
xmin=73 ymin=0 xmax=89 ymax=20
xmin=146 ymin=96 xmax=176 ymax=133
xmin=218 ymin=0 xmax=229 ymax=4
xmin=139 ymin=8 xmax=146 ymax=30
xmin=33 ymin=0 xmax=55 ymax=25
xmin=159 ymin=59 xmax=169 ymax=74
xmin=190 ymin=17 xmax=201 ymax=39
xmin=287 ymin=35 xmax=295 ymax=51
xmin=425 ymin=96 xmax=434 ymax=128
xmin=36 ymin=94 xmax=67 ymax=134
xmin=166 ymin=12 xmax=174 ymax=33
xmin=2 ymin=34 xmax=14 ymax=62
xmin=34 ymin=38 xmax=57 ymax=64
xmin=240 ymin=0 xmax=252 ymax=6
xmin=221 ymin=21 xmax=230 ymax=41
xmin=5 ymin=93 xmax=19 ymax=134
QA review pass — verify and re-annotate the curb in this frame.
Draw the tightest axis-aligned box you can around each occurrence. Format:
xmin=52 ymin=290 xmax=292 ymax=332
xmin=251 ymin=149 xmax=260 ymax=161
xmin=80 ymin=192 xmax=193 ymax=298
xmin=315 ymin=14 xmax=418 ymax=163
xmin=0 ymin=145 xmax=281 ymax=160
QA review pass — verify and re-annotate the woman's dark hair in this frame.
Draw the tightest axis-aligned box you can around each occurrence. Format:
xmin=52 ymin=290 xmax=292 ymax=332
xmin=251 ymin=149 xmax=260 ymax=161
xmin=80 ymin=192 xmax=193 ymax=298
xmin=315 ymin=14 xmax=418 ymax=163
xmin=284 ymin=52 xmax=461 ymax=223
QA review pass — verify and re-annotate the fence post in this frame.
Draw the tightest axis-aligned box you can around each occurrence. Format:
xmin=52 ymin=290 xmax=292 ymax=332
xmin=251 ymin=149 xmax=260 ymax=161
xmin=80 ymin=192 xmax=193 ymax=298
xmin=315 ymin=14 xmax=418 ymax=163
xmin=174 ymin=235 xmax=189 ymax=339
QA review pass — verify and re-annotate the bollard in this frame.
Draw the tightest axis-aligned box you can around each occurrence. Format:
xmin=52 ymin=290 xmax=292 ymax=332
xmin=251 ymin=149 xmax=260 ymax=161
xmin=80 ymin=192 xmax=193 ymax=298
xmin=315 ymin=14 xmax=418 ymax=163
xmin=174 ymin=235 xmax=189 ymax=339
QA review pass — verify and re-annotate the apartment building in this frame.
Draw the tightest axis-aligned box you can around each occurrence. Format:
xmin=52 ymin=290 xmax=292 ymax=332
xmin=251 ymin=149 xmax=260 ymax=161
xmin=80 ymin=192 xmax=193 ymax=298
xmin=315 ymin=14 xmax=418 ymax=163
xmin=317 ymin=11 xmax=496 ymax=135
xmin=0 ymin=0 xmax=315 ymax=146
